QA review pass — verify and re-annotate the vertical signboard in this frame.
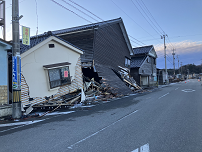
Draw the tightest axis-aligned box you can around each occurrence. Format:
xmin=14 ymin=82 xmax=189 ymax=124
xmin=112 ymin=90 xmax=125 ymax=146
xmin=12 ymin=56 xmax=21 ymax=89
xmin=12 ymin=56 xmax=18 ymax=89
xmin=22 ymin=26 xmax=30 ymax=45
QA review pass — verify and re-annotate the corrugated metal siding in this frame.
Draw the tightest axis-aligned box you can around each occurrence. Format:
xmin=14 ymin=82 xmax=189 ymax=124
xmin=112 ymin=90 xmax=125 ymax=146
xmin=58 ymin=30 xmax=94 ymax=63
xmin=93 ymin=23 xmax=131 ymax=71
xmin=95 ymin=64 xmax=132 ymax=95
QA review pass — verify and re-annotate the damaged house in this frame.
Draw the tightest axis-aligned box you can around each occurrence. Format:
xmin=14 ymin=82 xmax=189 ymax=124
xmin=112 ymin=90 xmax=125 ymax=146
xmin=51 ymin=18 xmax=136 ymax=95
xmin=130 ymin=45 xmax=157 ymax=88
xmin=19 ymin=33 xmax=83 ymax=108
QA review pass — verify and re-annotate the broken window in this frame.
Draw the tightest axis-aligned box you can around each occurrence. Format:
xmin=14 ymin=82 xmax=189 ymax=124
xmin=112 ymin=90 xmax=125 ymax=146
xmin=48 ymin=66 xmax=71 ymax=89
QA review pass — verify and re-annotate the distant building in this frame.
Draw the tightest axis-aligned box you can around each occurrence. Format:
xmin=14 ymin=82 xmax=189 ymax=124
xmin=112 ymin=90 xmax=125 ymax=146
xmin=130 ymin=45 xmax=157 ymax=87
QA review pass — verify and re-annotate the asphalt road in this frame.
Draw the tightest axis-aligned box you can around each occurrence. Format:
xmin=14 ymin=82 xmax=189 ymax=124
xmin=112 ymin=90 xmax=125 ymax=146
xmin=1 ymin=79 xmax=202 ymax=152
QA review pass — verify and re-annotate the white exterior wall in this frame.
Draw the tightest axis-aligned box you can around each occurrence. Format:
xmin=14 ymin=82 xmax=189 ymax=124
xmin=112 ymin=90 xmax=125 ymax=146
xmin=141 ymin=76 xmax=148 ymax=85
xmin=21 ymin=40 xmax=81 ymax=98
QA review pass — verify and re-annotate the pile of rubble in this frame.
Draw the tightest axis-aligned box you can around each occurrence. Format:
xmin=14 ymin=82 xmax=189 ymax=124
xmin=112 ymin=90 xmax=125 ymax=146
xmin=23 ymin=66 xmax=142 ymax=116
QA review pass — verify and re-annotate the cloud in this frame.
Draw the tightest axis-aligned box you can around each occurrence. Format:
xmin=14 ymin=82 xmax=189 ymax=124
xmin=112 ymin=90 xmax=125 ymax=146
xmin=155 ymin=40 xmax=202 ymax=56
xmin=155 ymin=40 xmax=202 ymax=69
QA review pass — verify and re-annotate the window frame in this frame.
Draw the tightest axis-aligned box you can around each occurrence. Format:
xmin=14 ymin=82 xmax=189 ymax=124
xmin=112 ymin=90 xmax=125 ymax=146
xmin=48 ymin=66 xmax=71 ymax=89
xmin=43 ymin=62 xmax=71 ymax=90
xmin=125 ymin=57 xmax=131 ymax=68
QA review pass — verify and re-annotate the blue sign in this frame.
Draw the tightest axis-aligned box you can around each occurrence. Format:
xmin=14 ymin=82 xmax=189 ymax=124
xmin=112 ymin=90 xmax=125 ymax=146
xmin=13 ymin=56 xmax=17 ymax=89
xmin=12 ymin=56 xmax=21 ymax=89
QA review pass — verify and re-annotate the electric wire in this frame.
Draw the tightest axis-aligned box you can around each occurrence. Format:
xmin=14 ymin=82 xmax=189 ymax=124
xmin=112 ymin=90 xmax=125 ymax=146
xmin=61 ymin=0 xmax=99 ymax=22
xmin=129 ymin=35 xmax=146 ymax=45
xmin=54 ymin=0 xmax=144 ymax=48
xmin=132 ymin=0 xmax=163 ymax=35
xmin=51 ymin=0 xmax=92 ymax=23
xmin=139 ymin=0 xmax=165 ymax=34
xmin=110 ymin=0 xmax=162 ymax=44
xmin=51 ymin=0 xmax=138 ymax=54
xmin=68 ymin=0 xmax=103 ymax=21
xmin=67 ymin=0 xmax=145 ymax=46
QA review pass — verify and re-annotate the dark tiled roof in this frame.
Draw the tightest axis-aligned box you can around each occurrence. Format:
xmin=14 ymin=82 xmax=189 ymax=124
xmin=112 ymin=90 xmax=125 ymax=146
xmin=52 ymin=18 xmax=122 ymax=35
xmin=20 ymin=34 xmax=51 ymax=54
xmin=20 ymin=32 xmax=83 ymax=54
xmin=130 ymin=56 xmax=147 ymax=68
xmin=133 ymin=45 xmax=153 ymax=55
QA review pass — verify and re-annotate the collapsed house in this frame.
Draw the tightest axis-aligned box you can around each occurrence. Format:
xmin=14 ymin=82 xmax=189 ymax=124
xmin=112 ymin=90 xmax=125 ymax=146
xmin=52 ymin=17 xmax=140 ymax=95
xmin=130 ymin=45 xmax=158 ymax=88
xmin=16 ymin=18 xmax=143 ymax=115
xmin=20 ymin=33 xmax=84 ymax=112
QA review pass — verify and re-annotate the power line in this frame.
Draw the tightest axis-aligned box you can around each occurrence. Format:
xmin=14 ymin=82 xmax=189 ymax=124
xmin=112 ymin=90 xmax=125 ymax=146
xmin=59 ymin=0 xmax=144 ymax=47
xmin=132 ymin=0 xmax=163 ymax=35
xmin=68 ymin=0 xmax=103 ymax=21
xmin=51 ymin=0 xmax=136 ymax=53
xmin=51 ymin=0 xmax=92 ymax=23
xmin=139 ymin=0 xmax=165 ymax=34
xmin=61 ymin=0 xmax=99 ymax=22
xmin=110 ymin=0 xmax=162 ymax=44
xmin=129 ymin=35 xmax=146 ymax=45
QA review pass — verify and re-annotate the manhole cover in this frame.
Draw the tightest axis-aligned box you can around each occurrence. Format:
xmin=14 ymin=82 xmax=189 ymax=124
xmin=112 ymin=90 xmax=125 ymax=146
xmin=181 ymin=89 xmax=195 ymax=92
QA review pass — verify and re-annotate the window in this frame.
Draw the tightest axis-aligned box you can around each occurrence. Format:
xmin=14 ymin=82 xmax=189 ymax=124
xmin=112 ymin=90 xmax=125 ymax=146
xmin=48 ymin=67 xmax=71 ymax=89
xmin=147 ymin=57 xmax=150 ymax=63
xmin=125 ymin=57 xmax=130 ymax=68
xmin=43 ymin=62 xmax=71 ymax=89
xmin=49 ymin=44 xmax=55 ymax=48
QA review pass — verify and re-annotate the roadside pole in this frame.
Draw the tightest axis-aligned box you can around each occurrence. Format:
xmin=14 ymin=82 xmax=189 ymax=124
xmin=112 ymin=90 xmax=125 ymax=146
xmin=161 ymin=35 xmax=168 ymax=84
xmin=12 ymin=0 xmax=22 ymax=119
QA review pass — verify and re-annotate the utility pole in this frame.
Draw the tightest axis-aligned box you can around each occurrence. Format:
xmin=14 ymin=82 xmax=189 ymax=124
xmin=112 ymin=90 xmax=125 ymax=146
xmin=161 ymin=34 xmax=168 ymax=83
xmin=12 ymin=0 xmax=23 ymax=119
xmin=172 ymin=49 xmax=175 ymax=77
xmin=180 ymin=62 xmax=182 ymax=75
xmin=187 ymin=69 xmax=189 ymax=79
xmin=177 ymin=55 xmax=179 ymax=74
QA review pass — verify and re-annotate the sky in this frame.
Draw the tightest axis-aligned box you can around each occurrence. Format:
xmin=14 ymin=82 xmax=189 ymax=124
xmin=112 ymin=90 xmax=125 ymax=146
xmin=1 ymin=0 xmax=202 ymax=69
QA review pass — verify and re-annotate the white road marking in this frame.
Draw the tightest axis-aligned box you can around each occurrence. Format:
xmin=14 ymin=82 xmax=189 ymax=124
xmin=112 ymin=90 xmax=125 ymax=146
xmin=158 ymin=93 xmax=169 ymax=99
xmin=140 ymin=143 xmax=150 ymax=152
xmin=175 ymin=87 xmax=179 ymax=90
xmin=131 ymin=148 xmax=139 ymax=152
xmin=131 ymin=143 xmax=150 ymax=152
xmin=67 ymin=110 xmax=139 ymax=149
xmin=181 ymin=89 xmax=195 ymax=92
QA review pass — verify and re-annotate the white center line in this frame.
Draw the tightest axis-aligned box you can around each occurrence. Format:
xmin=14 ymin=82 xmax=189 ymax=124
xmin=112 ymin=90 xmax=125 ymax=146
xmin=158 ymin=92 xmax=169 ymax=99
xmin=175 ymin=87 xmax=179 ymax=90
xmin=67 ymin=110 xmax=139 ymax=149
xmin=131 ymin=143 xmax=150 ymax=152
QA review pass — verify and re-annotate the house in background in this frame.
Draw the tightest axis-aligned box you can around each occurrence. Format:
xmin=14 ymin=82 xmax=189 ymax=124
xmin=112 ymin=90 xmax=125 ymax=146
xmin=130 ymin=45 xmax=157 ymax=88
xmin=50 ymin=17 xmax=134 ymax=95
xmin=0 ymin=39 xmax=12 ymax=117
xmin=20 ymin=32 xmax=83 ymax=107
xmin=157 ymin=69 xmax=167 ymax=85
